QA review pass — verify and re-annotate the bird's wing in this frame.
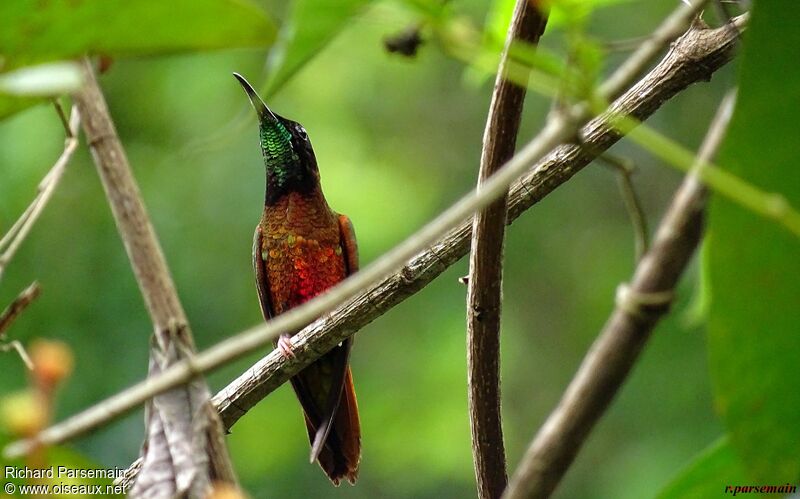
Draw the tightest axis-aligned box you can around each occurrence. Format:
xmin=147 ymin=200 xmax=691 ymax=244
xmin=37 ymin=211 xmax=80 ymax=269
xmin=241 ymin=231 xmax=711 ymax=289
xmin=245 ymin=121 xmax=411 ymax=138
xmin=338 ymin=214 xmax=359 ymax=274
xmin=252 ymin=225 xmax=275 ymax=320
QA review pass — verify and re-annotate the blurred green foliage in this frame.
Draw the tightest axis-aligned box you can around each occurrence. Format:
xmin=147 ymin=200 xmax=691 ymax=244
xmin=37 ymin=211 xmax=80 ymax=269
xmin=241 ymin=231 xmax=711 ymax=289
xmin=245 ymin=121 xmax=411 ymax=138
xmin=262 ymin=0 xmax=376 ymax=98
xmin=657 ymin=438 xmax=746 ymax=499
xmin=707 ymin=0 xmax=800 ymax=486
xmin=3 ymin=0 xmax=785 ymax=498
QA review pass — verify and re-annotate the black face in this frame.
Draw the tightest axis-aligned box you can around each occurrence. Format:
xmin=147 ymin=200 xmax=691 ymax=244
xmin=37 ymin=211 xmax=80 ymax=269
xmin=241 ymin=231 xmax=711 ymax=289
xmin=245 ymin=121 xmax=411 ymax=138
xmin=281 ymin=116 xmax=319 ymax=179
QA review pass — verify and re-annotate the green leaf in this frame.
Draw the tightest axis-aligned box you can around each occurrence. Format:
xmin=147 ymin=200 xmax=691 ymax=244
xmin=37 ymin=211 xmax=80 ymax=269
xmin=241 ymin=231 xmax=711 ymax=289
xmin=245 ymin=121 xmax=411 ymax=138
xmin=707 ymin=0 xmax=800 ymax=485
xmin=0 ymin=62 xmax=83 ymax=97
xmin=0 ymin=0 xmax=276 ymax=121
xmin=0 ymin=0 xmax=275 ymax=70
xmin=657 ymin=437 xmax=749 ymax=499
xmin=0 ymin=94 xmax=38 ymax=120
xmin=262 ymin=0 xmax=376 ymax=98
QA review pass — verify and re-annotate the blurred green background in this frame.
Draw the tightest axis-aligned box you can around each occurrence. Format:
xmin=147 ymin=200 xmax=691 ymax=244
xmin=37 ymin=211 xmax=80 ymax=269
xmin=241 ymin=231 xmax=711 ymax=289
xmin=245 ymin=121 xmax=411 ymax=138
xmin=0 ymin=0 xmax=737 ymax=497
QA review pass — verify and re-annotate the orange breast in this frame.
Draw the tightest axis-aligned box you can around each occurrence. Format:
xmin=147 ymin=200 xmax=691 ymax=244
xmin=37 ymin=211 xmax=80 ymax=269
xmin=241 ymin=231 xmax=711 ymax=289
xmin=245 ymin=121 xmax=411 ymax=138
xmin=261 ymin=192 xmax=345 ymax=314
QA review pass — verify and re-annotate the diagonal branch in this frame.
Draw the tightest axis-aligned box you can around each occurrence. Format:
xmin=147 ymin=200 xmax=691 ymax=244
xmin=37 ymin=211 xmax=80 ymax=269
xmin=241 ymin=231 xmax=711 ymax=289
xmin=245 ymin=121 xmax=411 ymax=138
xmin=598 ymin=0 xmax=708 ymax=100
xmin=3 ymin=17 xmax=743 ymax=463
xmin=73 ymin=58 xmax=235 ymax=497
xmin=502 ymin=91 xmax=737 ymax=499
xmin=0 ymin=281 xmax=41 ymax=340
xmin=0 ymin=281 xmax=41 ymax=370
xmin=467 ymin=1 xmax=548 ymax=497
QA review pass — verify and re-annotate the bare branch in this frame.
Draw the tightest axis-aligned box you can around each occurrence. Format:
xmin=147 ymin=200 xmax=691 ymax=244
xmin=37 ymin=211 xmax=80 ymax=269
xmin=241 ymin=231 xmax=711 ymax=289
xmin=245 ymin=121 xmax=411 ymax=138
xmin=0 ymin=106 xmax=80 ymax=283
xmin=502 ymin=91 xmax=737 ymax=499
xmin=3 ymin=17 xmax=744 ymax=462
xmin=52 ymin=98 xmax=73 ymax=138
xmin=598 ymin=0 xmax=710 ymax=101
xmin=0 ymin=281 xmax=41 ymax=340
xmin=600 ymin=154 xmax=650 ymax=260
xmin=0 ymin=341 xmax=34 ymax=370
xmin=73 ymin=58 xmax=235 ymax=496
xmin=0 ymin=281 xmax=40 ymax=370
xmin=468 ymin=1 xmax=547 ymax=497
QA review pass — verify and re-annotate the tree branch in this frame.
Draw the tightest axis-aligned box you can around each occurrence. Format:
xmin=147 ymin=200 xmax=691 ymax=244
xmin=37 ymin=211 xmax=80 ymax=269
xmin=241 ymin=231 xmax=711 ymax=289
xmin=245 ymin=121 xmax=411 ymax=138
xmin=467 ymin=1 xmax=548 ymax=497
xmin=598 ymin=0 xmax=709 ymax=100
xmin=502 ymin=91 xmax=737 ymax=499
xmin=73 ymin=58 xmax=235 ymax=496
xmin=0 ymin=281 xmax=41 ymax=369
xmin=3 ymin=17 xmax=743 ymax=463
xmin=0 ymin=281 xmax=41 ymax=340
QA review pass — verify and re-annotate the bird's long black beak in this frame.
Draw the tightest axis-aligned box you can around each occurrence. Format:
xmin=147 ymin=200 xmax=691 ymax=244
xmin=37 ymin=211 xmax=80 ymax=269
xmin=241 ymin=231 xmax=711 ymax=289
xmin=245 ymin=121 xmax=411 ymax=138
xmin=233 ymin=72 xmax=279 ymax=124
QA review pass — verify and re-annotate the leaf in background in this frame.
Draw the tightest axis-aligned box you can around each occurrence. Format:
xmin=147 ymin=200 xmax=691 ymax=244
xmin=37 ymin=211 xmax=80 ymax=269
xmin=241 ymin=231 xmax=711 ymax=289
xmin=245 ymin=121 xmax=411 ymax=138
xmin=0 ymin=62 xmax=83 ymax=97
xmin=262 ymin=0 xmax=376 ymax=98
xmin=707 ymin=0 xmax=800 ymax=484
xmin=657 ymin=438 xmax=749 ymax=499
xmin=0 ymin=0 xmax=275 ymax=70
xmin=0 ymin=95 xmax=38 ymax=121
xmin=0 ymin=0 xmax=276 ymax=121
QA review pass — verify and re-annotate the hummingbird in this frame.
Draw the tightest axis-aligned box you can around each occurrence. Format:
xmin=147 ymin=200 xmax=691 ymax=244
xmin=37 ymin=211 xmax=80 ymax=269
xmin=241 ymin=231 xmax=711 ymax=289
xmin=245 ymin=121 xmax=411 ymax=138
xmin=234 ymin=73 xmax=361 ymax=485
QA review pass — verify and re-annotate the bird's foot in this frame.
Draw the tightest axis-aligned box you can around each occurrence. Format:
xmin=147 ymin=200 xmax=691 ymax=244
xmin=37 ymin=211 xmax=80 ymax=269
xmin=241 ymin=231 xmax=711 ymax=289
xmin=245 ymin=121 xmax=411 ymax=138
xmin=278 ymin=334 xmax=296 ymax=358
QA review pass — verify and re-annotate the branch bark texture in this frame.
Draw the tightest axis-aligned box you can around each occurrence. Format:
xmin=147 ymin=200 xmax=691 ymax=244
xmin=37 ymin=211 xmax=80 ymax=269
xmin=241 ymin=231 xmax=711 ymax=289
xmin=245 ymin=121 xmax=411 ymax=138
xmin=0 ymin=281 xmax=41 ymax=339
xmin=502 ymin=92 xmax=737 ymax=499
xmin=467 ymin=1 xmax=548 ymax=497
xmin=73 ymin=59 xmax=235 ymax=498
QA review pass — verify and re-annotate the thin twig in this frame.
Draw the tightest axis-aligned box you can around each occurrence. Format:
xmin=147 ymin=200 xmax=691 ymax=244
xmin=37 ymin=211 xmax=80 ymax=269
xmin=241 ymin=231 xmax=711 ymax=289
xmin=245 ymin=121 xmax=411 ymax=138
xmin=0 ymin=281 xmax=41 ymax=370
xmin=0 ymin=281 xmax=42 ymax=338
xmin=0 ymin=341 xmax=34 ymax=370
xmin=602 ymin=36 xmax=651 ymax=53
xmin=52 ymin=98 xmax=73 ymax=138
xmin=598 ymin=0 xmax=709 ymax=101
xmin=502 ymin=91 xmax=737 ymax=499
xmin=600 ymin=154 xmax=650 ymax=260
xmin=0 ymin=107 xmax=80 ymax=283
xmin=468 ymin=1 xmax=547 ymax=497
xmin=2 ymin=17 xmax=743 ymax=462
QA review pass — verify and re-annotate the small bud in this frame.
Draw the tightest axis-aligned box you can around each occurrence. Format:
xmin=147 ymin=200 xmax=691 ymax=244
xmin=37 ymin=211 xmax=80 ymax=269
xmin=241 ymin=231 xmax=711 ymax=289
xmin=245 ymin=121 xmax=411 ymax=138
xmin=1 ymin=391 xmax=48 ymax=437
xmin=30 ymin=339 xmax=74 ymax=389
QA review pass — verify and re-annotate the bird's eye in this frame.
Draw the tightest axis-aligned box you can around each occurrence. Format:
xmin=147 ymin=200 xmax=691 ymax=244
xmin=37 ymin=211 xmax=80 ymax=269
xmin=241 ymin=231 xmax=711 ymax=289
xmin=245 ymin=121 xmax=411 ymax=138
xmin=297 ymin=126 xmax=308 ymax=140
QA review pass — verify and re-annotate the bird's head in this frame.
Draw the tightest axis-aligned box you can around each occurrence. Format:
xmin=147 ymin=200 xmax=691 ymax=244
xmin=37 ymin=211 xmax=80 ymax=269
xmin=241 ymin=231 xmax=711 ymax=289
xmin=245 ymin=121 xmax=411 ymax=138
xmin=234 ymin=72 xmax=320 ymax=204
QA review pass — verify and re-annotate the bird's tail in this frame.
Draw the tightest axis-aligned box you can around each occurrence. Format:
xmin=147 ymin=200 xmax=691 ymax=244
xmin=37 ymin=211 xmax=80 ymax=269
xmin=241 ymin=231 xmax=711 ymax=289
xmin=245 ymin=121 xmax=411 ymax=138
xmin=302 ymin=367 xmax=361 ymax=485
xmin=289 ymin=337 xmax=361 ymax=485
